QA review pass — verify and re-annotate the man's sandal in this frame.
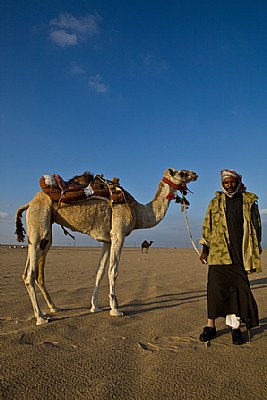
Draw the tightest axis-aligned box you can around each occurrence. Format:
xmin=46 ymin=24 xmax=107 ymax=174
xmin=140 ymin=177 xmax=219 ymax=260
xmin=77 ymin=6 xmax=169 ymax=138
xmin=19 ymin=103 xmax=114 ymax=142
xmin=199 ymin=326 xmax=216 ymax=342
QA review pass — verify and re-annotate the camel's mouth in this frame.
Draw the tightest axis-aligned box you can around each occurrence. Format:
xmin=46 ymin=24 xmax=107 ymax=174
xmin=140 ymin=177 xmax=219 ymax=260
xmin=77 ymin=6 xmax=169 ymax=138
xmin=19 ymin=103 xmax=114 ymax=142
xmin=185 ymin=170 xmax=198 ymax=182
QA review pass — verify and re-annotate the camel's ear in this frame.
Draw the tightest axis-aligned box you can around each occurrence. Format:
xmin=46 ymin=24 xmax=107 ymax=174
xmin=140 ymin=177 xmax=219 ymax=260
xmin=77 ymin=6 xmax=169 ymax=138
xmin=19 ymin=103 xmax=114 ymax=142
xmin=168 ymin=168 xmax=175 ymax=176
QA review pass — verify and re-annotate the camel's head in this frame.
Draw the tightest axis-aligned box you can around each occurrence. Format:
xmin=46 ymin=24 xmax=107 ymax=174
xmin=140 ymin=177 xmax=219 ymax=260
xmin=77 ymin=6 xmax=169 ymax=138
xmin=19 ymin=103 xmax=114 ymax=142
xmin=164 ymin=169 xmax=198 ymax=186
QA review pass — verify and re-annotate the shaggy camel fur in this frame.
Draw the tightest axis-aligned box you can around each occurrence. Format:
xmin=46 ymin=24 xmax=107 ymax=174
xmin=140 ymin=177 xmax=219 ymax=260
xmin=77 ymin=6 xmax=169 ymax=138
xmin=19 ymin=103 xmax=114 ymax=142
xmin=16 ymin=168 xmax=198 ymax=325
xmin=141 ymin=240 xmax=154 ymax=253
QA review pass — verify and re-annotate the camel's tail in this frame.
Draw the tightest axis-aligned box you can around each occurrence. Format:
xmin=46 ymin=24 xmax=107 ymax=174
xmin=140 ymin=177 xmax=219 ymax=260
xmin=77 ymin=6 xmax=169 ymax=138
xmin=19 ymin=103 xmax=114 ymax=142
xmin=15 ymin=203 xmax=29 ymax=242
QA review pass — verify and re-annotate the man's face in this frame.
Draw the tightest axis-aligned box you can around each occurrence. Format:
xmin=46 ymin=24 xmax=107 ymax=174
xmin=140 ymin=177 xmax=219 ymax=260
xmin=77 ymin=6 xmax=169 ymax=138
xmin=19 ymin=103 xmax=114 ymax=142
xmin=222 ymin=177 xmax=239 ymax=194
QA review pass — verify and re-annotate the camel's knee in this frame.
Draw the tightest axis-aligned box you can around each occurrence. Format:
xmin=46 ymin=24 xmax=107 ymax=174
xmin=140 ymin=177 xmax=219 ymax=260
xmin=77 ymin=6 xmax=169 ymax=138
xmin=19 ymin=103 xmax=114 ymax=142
xmin=22 ymin=268 xmax=27 ymax=281
xmin=23 ymin=268 xmax=36 ymax=287
xmin=22 ymin=267 xmax=29 ymax=283
xmin=24 ymin=275 xmax=35 ymax=287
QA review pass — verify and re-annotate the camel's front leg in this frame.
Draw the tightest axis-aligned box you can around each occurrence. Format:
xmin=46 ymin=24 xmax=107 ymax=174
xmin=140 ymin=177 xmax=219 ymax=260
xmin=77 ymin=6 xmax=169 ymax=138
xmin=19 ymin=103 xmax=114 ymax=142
xmin=90 ymin=242 xmax=111 ymax=313
xmin=108 ymin=236 xmax=124 ymax=317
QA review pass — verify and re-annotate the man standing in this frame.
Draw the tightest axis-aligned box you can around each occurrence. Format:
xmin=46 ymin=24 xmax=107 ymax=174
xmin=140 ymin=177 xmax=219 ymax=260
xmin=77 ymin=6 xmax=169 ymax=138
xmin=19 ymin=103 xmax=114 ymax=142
xmin=199 ymin=170 xmax=262 ymax=345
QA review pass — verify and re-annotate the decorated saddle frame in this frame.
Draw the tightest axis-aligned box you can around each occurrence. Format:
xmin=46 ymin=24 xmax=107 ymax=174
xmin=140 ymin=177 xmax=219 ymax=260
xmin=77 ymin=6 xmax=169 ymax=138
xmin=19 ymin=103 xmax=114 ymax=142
xmin=40 ymin=173 xmax=126 ymax=204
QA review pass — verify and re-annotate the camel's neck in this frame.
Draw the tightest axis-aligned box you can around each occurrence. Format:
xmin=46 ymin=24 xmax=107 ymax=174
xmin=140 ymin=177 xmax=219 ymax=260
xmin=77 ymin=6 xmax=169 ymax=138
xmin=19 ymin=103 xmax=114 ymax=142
xmin=134 ymin=180 xmax=174 ymax=230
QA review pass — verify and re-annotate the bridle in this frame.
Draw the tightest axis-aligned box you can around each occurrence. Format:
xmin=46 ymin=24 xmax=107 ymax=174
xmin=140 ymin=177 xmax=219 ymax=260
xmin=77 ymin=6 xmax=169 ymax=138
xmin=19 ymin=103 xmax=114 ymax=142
xmin=162 ymin=174 xmax=203 ymax=261
xmin=161 ymin=176 xmax=189 ymax=199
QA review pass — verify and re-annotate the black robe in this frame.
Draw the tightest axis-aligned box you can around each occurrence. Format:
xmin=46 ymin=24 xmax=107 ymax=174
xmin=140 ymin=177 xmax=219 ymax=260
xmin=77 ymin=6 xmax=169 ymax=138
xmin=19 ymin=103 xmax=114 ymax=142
xmin=206 ymin=193 xmax=259 ymax=329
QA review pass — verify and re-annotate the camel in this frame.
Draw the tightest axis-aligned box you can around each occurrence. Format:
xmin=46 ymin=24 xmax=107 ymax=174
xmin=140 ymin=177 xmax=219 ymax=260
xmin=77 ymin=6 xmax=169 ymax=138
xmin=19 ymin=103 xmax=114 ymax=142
xmin=15 ymin=168 xmax=198 ymax=325
xmin=141 ymin=240 xmax=154 ymax=253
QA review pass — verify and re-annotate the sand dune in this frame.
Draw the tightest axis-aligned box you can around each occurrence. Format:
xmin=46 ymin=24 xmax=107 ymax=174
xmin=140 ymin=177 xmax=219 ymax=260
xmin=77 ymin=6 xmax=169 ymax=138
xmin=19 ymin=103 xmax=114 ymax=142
xmin=1 ymin=246 xmax=267 ymax=399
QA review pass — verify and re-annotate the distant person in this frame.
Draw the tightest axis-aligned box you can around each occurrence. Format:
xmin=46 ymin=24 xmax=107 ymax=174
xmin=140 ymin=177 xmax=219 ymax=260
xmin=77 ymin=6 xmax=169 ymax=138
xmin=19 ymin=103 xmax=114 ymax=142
xmin=199 ymin=169 xmax=262 ymax=345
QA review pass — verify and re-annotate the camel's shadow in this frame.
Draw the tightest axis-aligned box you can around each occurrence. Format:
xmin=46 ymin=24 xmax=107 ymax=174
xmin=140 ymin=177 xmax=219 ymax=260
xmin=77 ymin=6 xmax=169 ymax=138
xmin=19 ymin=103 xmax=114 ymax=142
xmin=48 ymin=311 xmax=267 ymax=342
xmin=49 ymin=312 xmax=91 ymax=323
xmin=44 ymin=290 xmax=206 ymax=323
xmin=122 ymin=290 xmax=207 ymax=316
xmin=46 ymin=287 xmax=266 ymax=338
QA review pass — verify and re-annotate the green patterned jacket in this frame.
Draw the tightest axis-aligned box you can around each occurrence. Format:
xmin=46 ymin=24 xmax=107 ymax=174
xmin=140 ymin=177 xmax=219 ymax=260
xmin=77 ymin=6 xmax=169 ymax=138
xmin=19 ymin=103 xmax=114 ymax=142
xmin=200 ymin=192 xmax=262 ymax=273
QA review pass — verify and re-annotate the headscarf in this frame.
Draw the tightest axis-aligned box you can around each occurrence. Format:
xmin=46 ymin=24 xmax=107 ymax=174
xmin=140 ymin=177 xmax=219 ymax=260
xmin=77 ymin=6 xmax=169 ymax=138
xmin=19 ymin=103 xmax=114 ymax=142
xmin=220 ymin=169 xmax=246 ymax=198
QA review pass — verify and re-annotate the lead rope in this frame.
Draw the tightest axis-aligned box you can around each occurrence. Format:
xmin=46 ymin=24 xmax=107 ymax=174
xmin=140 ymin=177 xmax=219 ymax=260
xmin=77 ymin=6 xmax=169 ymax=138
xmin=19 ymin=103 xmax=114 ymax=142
xmin=182 ymin=206 xmax=201 ymax=257
xmin=178 ymin=193 xmax=208 ymax=264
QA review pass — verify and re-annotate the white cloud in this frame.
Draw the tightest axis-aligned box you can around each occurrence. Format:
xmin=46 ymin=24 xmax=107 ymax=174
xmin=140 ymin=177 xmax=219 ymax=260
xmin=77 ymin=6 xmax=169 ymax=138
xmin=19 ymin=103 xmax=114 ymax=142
xmin=260 ymin=209 xmax=267 ymax=215
xmin=0 ymin=212 xmax=13 ymax=223
xmin=0 ymin=212 xmax=10 ymax=220
xmin=49 ymin=30 xmax=77 ymax=47
xmin=88 ymin=74 xmax=108 ymax=93
xmin=144 ymin=54 xmax=154 ymax=66
xmin=49 ymin=12 xmax=102 ymax=47
xmin=50 ymin=12 xmax=100 ymax=34
xmin=143 ymin=53 xmax=168 ymax=71
xmin=69 ymin=62 xmax=86 ymax=75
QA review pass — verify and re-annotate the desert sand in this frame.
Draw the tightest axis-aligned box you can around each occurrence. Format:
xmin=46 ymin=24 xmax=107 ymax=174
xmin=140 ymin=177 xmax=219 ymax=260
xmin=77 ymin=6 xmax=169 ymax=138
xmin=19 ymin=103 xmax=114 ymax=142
xmin=1 ymin=246 xmax=267 ymax=400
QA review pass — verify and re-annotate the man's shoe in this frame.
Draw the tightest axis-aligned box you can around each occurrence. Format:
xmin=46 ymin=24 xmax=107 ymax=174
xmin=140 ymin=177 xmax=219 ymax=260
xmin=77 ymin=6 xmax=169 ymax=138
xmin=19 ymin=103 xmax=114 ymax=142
xmin=199 ymin=326 xmax=216 ymax=342
xmin=231 ymin=329 xmax=244 ymax=345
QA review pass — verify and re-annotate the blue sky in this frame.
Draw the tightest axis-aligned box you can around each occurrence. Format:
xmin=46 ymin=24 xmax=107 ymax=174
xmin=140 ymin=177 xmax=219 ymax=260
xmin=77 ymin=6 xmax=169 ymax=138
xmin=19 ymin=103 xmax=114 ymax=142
xmin=1 ymin=0 xmax=266 ymax=248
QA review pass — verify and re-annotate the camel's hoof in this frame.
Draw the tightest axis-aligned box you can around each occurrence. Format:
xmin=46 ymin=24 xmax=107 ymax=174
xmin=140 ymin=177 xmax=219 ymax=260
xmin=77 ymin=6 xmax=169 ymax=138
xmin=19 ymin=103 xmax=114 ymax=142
xmin=50 ymin=307 xmax=62 ymax=313
xmin=90 ymin=307 xmax=103 ymax=313
xmin=110 ymin=309 xmax=124 ymax=317
xmin=36 ymin=316 xmax=52 ymax=326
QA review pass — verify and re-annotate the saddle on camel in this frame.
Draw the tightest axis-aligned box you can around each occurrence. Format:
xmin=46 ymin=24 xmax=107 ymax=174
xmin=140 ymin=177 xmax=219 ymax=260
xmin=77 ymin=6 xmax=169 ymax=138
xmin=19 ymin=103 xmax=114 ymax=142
xmin=40 ymin=172 xmax=129 ymax=204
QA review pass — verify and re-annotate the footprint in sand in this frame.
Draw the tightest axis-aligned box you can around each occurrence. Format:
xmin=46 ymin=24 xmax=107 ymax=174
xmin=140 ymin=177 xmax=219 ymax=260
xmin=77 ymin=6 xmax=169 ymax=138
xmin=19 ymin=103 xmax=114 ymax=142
xmin=19 ymin=332 xmax=35 ymax=345
xmin=37 ymin=341 xmax=77 ymax=350
xmin=138 ymin=336 xmax=234 ymax=351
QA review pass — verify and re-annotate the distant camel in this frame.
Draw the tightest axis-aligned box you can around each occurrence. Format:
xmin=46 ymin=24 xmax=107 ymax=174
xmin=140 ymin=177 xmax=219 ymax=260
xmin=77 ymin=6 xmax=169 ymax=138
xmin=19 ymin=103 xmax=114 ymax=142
xmin=141 ymin=240 xmax=154 ymax=253
xmin=15 ymin=168 xmax=197 ymax=325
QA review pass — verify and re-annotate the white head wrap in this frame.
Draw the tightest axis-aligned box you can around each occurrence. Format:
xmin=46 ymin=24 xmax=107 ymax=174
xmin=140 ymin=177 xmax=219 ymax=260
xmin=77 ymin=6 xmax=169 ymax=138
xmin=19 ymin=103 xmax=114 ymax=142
xmin=220 ymin=169 xmax=246 ymax=198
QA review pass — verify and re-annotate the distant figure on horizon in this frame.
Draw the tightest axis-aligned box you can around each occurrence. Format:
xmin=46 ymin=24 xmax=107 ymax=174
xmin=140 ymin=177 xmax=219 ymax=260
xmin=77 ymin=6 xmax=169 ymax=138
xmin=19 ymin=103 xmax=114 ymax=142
xmin=199 ymin=169 xmax=262 ymax=346
xmin=141 ymin=240 xmax=154 ymax=253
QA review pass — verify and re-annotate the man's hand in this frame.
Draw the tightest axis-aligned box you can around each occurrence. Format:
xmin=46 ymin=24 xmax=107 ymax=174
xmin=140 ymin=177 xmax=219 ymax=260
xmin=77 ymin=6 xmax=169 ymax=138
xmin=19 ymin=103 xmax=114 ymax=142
xmin=200 ymin=253 xmax=208 ymax=264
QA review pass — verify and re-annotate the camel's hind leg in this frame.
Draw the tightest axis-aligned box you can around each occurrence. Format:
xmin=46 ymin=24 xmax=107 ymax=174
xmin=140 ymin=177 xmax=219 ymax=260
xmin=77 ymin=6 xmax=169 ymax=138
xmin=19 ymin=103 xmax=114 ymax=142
xmin=90 ymin=242 xmax=111 ymax=313
xmin=108 ymin=235 xmax=125 ymax=317
xmin=35 ymin=238 xmax=61 ymax=313
xmin=23 ymin=241 xmax=52 ymax=325
xmin=22 ymin=193 xmax=54 ymax=325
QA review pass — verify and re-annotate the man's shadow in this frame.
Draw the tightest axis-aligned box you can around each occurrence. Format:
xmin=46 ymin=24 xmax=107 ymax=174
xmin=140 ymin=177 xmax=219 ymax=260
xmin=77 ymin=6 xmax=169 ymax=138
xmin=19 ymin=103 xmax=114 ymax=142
xmin=249 ymin=277 xmax=267 ymax=338
xmin=249 ymin=276 xmax=267 ymax=289
xmin=251 ymin=317 xmax=267 ymax=336
xmin=215 ymin=317 xmax=267 ymax=342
